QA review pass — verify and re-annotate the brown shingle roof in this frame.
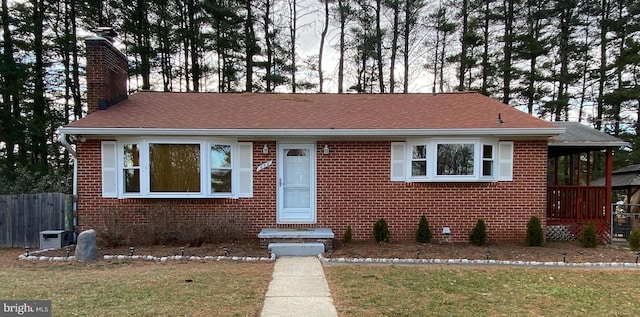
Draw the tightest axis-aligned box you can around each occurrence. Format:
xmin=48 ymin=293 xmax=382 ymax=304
xmin=63 ymin=91 xmax=557 ymax=132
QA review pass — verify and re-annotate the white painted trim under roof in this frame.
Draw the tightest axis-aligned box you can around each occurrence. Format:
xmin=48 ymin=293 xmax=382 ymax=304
xmin=58 ymin=127 xmax=565 ymax=137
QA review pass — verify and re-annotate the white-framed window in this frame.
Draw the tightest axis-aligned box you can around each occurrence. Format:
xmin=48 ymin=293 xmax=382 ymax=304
xmin=102 ymin=139 xmax=252 ymax=198
xmin=392 ymin=139 xmax=513 ymax=182
xmin=123 ymin=143 xmax=141 ymax=193
xmin=481 ymin=144 xmax=494 ymax=178
xmin=411 ymin=144 xmax=427 ymax=177
xmin=436 ymin=142 xmax=475 ymax=176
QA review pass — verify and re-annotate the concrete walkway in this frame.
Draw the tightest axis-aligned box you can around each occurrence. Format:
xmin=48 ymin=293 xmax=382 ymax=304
xmin=261 ymin=257 xmax=338 ymax=317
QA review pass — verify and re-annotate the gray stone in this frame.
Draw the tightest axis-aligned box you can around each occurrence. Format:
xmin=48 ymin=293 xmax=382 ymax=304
xmin=75 ymin=229 xmax=98 ymax=262
xmin=268 ymin=242 xmax=325 ymax=257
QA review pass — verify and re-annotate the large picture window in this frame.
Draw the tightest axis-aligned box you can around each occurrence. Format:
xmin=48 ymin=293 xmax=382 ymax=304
xmin=150 ymin=143 xmax=201 ymax=192
xmin=436 ymin=143 xmax=474 ymax=176
xmin=103 ymin=139 xmax=253 ymax=198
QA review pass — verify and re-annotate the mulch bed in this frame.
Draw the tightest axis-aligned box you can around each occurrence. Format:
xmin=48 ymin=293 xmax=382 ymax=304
xmin=31 ymin=239 xmax=638 ymax=264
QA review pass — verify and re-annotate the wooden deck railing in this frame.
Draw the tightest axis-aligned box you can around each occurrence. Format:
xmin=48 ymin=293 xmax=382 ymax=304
xmin=546 ymin=186 xmax=609 ymax=224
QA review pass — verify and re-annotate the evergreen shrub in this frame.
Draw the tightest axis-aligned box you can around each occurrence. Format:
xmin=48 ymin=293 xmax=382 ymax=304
xmin=469 ymin=219 xmax=487 ymax=246
xmin=373 ymin=218 xmax=390 ymax=243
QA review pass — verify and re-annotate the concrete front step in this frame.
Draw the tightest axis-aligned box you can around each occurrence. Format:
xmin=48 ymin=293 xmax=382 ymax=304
xmin=268 ymin=242 xmax=325 ymax=257
xmin=258 ymin=228 xmax=335 ymax=251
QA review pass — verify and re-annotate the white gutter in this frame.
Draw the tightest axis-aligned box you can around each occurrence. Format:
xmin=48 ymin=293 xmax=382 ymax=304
xmin=58 ymin=127 xmax=566 ymax=137
xmin=60 ymin=132 xmax=76 ymax=157
xmin=548 ymin=141 xmax=629 ymax=147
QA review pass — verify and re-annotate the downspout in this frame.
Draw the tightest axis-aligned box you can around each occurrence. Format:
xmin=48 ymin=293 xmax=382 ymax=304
xmin=60 ymin=132 xmax=78 ymax=242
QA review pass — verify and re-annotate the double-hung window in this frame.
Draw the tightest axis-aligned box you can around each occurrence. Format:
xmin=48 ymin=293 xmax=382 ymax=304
xmin=101 ymin=139 xmax=252 ymax=198
xmin=411 ymin=145 xmax=427 ymax=177
xmin=123 ymin=143 xmax=141 ymax=193
xmin=394 ymin=138 xmax=512 ymax=182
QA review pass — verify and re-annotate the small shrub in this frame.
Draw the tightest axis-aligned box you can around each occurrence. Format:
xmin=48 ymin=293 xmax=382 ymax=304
xmin=95 ymin=209 xmax=131 ymax=247
xmin=629 ymin=230 xmax=640 ymax=251
xmin=145 ymin=207 xmax=249 ymax=246
xmin=415 ymin=215 xmax=432 ymax=243
xmin=578 ymin=222 xmax=598 ymax=248
xmin=342 ymin=225 xmax=353 ymax=243
xmin=469 ymin=219 xmax=487 ymax=246
xmin=525 ymin=216 xmax=544 ymax=246
xmin=373 ymin=218 xmax=390 ymax=243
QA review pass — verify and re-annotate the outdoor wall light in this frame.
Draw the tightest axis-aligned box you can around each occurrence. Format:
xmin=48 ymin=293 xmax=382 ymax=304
xmin=323 ymin=144 xmax=330 ymax=155
xmin=262 ymin=144 xmax=269 ymax=154
xmin=562 ymin=252 xmax=567 ymax=263
xmin=129 ymin=246 xmax=135 ymax=256
xmin=442 ymin=227 xmax=451 ymax=235
xmin=180 ymin=247 xmax=185 ymax=256
xmin=24 ymin=246 xmax=30 ymax=257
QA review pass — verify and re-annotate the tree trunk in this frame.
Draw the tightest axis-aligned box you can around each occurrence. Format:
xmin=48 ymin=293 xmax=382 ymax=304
xmin=403 ymin=0 xmax=410 ymax=93
xmin=264 ymin=0 xmax=273 ymax=92
xmin=70 ymin=0 xmax=83 ymax=118
xmin=188 ymin=0 xmax=200 ymax=92
xmin=1 ymin=0 xmax=18 ymax=166
xmin=458 ymin=0 xmax=469 ymax=91
xmin=596 ymin=0 xmax=610 ymax=130
xmin=245 ymin=0 xmax=255 ymax=92
xmin=480 ymin=0 xmax=491 ymax=96
xmin=32 ymin=0 xmax=48 ymax=166
xmin=375 ymin=0 xmax=384 ymax=92
xmin=288 ymin=0 xmax=297 ymax=92
xmin=318 ymin=0 xmax=329 ymax=93
xmin=338 ymin=0 xmax=347 ymax=93
xmin=389 ymin=0 xmax=399 ymax=93
xmin=502 ymin=0 xmax=514 ymax=104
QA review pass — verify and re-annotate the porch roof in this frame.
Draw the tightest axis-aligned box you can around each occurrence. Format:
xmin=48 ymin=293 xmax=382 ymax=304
xmin=591 ymin=164 xmax=640 ymax=188
xmin=547 ymin=122 xmax=627 ymax=157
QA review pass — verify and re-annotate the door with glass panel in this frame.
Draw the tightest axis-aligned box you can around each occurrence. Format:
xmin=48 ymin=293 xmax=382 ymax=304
xmin=277 ymin=143 xmax=316 ymax=223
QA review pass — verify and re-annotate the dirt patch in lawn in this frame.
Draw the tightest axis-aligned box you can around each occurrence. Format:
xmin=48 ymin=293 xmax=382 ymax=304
xmin=6 ymin=238 xmax=637 ymax=265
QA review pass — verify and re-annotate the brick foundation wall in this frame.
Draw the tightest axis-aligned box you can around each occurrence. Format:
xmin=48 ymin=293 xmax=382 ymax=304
xmin=75 ymin=139 xmax=547 ymax=243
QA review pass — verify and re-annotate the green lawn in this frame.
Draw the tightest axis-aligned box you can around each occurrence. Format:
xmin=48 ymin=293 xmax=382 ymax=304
xmin=326 ymin=265 xmax=640 ymax=316
xmin=0 ymin=259 xmax=273 ymax=317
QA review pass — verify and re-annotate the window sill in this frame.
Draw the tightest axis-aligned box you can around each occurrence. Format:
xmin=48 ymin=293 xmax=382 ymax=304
xmin=117 ymin=194 xmax=236 ymax=199
xmin=405 ymin=178 xmax=498 ymax=183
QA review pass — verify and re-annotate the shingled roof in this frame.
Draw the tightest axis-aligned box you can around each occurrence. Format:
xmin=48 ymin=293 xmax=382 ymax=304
xmin=61 ymin=91 xmax=562 ymax=137
xmin=548 ymin=121 xmax=628 ymax=157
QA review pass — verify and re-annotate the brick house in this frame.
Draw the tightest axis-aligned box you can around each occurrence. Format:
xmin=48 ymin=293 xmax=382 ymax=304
xmin=60 ymin=35 xmax=573 ymax=246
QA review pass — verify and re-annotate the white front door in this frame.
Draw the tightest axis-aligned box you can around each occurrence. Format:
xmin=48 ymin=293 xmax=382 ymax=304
xmin=277 ymin=143 xmax=316 ymax=223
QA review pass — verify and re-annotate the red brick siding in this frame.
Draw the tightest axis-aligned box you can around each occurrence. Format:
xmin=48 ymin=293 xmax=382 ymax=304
xmin=75 ymin=139 xmax=547 ymax=243
xmin=85 ymin=38 xmax=128 ymax=114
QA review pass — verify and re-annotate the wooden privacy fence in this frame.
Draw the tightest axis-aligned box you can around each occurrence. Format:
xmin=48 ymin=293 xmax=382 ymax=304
xmin=0 ymin=193 xmax=72 ymax=248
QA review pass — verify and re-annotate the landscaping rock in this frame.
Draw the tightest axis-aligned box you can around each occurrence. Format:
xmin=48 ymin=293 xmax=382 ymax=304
xmin=75 ymin=229 xmax=98 ymax=262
